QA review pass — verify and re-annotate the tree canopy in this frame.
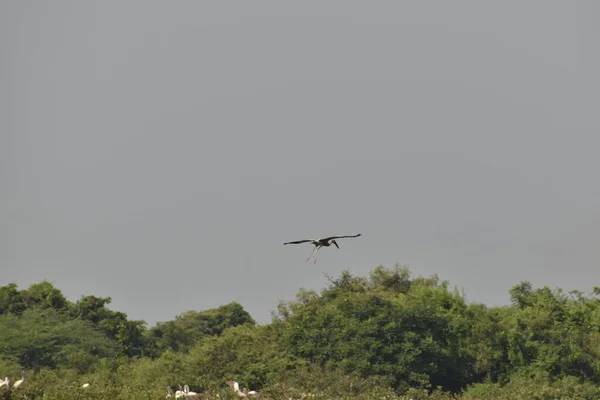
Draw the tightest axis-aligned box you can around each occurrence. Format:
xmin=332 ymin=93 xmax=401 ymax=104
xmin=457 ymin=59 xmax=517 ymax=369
xmin=2 ymin=265 xmax=600 ymax=399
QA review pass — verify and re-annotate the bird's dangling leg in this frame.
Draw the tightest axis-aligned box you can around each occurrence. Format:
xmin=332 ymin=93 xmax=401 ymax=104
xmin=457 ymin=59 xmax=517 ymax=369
xmin=306 ymin=246 xmax=317 ymax=262
xmin=313 ymin=246 xmax=321 ymax=264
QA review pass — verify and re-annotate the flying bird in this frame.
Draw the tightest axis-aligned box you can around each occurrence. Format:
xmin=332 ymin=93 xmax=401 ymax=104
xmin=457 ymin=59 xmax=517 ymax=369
xmin=284 ymin=233 xmax=361 ymax=263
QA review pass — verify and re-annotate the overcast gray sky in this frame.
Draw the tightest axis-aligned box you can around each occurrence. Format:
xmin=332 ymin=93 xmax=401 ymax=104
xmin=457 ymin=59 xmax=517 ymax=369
xmin=2 ymin=1 xmax=599 ymax=326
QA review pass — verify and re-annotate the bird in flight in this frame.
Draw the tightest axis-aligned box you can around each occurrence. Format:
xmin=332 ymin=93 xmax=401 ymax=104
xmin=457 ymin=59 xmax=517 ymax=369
xmin=283 ymin=233 xmax=361 ymax=264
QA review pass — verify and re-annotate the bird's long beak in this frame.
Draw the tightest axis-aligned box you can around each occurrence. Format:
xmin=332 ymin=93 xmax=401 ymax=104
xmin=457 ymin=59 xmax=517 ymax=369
xmin=333 ymin=240 xmax=339 ymax=249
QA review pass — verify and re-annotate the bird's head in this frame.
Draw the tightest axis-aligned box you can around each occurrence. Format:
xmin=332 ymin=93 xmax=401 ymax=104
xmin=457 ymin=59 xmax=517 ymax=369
xmin=332 ymin=240 xmax=339 ymax=249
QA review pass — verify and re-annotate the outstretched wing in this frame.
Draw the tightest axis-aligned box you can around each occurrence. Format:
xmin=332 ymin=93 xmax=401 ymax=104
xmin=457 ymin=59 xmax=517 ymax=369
xmin=321 ymin=233 xmax=361 ymax=242
xmin=283 ymin=239 xmax=313 ymax=245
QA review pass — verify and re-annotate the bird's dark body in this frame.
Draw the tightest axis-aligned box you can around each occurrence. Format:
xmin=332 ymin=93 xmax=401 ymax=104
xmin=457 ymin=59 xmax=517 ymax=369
xmin=317 ymin=239 xmax=338 ymax=248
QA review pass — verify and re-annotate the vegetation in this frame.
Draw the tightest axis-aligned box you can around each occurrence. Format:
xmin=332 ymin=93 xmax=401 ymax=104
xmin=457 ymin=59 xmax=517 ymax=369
xmin=2 ymin=265 xmax=600 ymax=399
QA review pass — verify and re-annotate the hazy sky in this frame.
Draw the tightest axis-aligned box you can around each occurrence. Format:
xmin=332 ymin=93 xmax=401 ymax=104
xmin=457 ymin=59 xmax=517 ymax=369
xmin=2 ymin=1 xmax=599 ymax=326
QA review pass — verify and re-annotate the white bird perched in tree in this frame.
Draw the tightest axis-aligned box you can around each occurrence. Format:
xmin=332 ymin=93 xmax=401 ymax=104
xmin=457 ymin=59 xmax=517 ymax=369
xmin=226 ymin=380 xmax=246 ymax=397
xmin=0 ymin=377 xmax=9 ymax=389
xmin=283 ymin=233 xmax=362 ymax=264
xmin=183 ymin=384 xmax=199 ymax=398
xmin=13 ymin=371 xmax=25 ymax=389
xmin=174 ymin=385 xmax=186 ymax=399
xmin=243 ymin=387 xmax=258 ymax=396
xmin=226 ymin=380 xmax=258 ymax=398
xmin=167 ymin=386 xmax=187 ymax=399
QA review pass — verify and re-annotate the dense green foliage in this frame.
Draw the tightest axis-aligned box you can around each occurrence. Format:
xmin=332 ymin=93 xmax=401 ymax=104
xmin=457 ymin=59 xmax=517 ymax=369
xmin=2 ymin=266 xmax=600 ymax=399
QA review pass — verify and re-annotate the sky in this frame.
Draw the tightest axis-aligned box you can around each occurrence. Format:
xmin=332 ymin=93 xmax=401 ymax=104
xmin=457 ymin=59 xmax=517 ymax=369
xmin=2 ymin=1 xmax=599 ymax=326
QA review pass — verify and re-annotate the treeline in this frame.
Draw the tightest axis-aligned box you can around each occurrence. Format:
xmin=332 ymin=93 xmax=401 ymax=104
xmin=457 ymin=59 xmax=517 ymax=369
xmin=2 ymin=265 xmax=600 ymax=399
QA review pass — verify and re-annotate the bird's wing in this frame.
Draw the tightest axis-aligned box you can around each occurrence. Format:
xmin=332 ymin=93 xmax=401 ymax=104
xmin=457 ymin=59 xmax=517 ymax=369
xmin=321 ymin=233 xmax=362 ymax=241
xmin=283 ymin=239 xmax=313 ymax=245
